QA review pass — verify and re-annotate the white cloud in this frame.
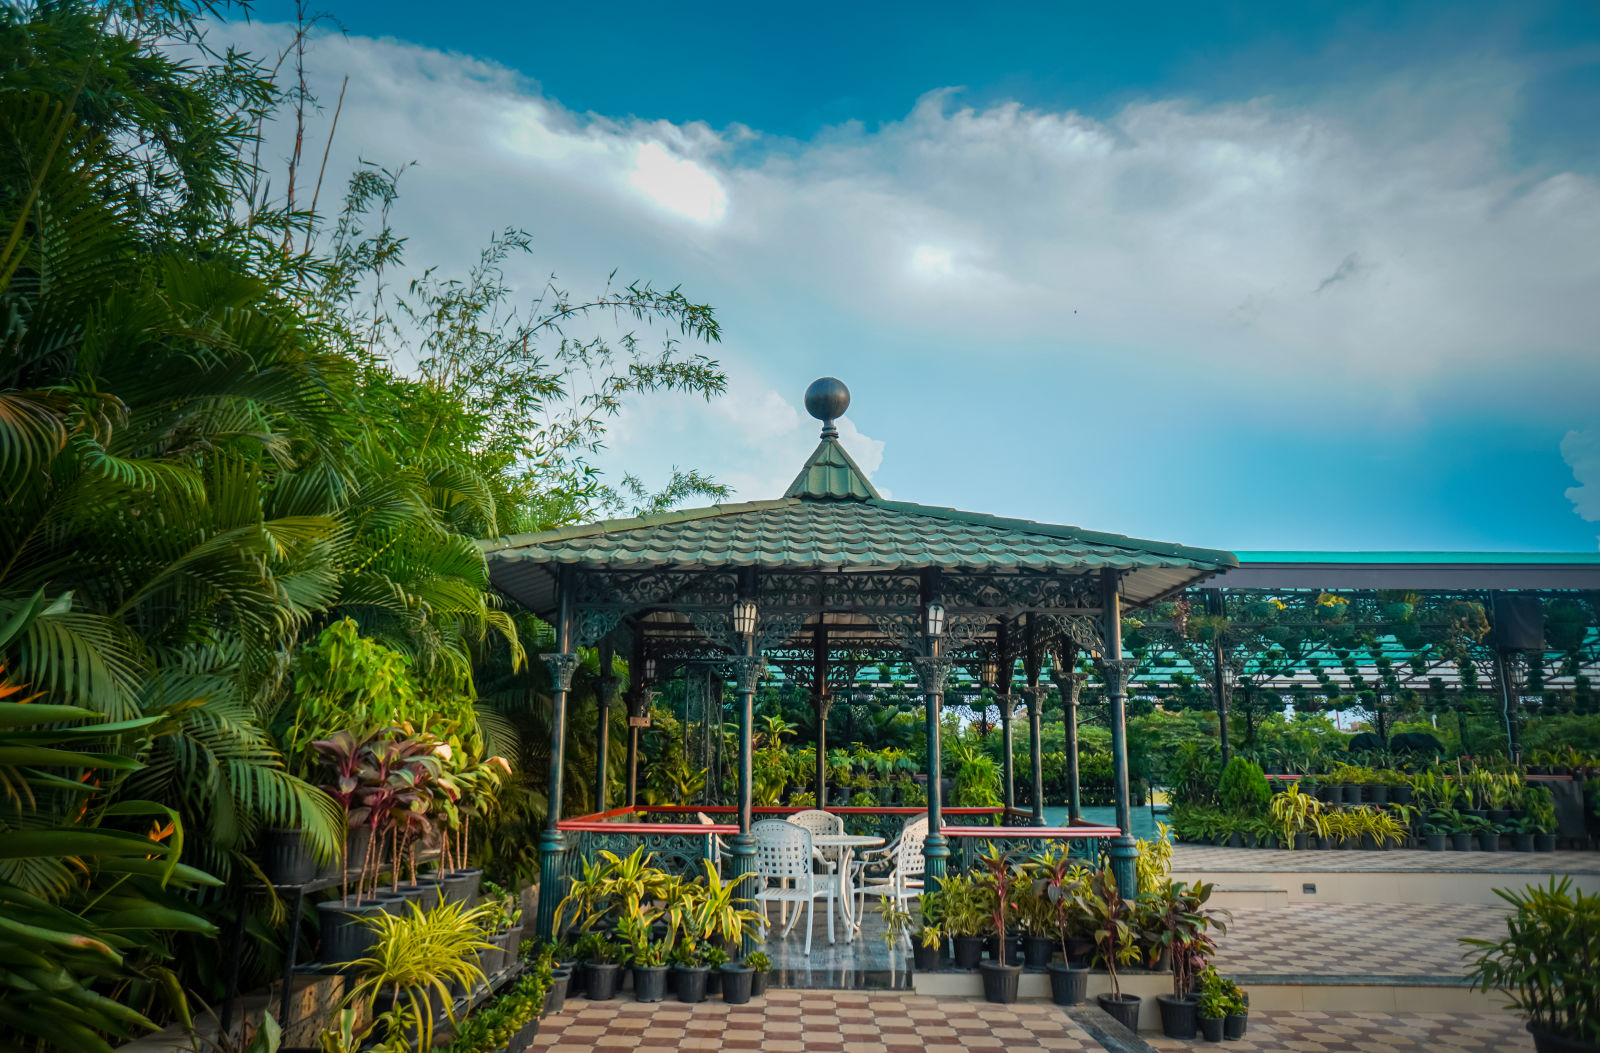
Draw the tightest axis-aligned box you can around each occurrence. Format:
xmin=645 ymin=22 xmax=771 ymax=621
xmin=1562 ymin=429 xmax=1600 ymax=545
xmin=224 ymin=23 xmax=1600 ymax=534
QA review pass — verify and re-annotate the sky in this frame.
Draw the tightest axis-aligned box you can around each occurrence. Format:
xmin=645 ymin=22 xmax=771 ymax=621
xmin=239 ymin=1 xmax=1600 ymax=553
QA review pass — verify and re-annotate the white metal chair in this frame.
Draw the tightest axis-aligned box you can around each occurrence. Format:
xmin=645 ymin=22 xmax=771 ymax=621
xmin=696 ymin=812 xmax=726 ymax=867
xmin=787 ymin=809 xmax=841 ymax=874
xmin=850 ymin=817 xmax=927 ymax=927
xmin=753 ymin=818 xmax=839 ymax=955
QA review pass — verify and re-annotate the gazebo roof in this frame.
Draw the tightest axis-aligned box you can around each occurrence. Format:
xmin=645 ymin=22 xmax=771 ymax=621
xmin=481 ymin=432 xmax=1237 ymax=618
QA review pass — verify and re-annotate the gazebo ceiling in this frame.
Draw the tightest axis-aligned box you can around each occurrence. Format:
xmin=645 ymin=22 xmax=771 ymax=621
xmin=481 ymin=384 xmax=1237 ymax=626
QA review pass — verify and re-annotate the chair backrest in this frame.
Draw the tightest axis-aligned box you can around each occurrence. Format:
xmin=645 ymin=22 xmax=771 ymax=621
xmin=789 ymin=809 xmax=843 ymax=838
xmin=696 ymin=812 xmax=717 ymax=826
xmin=696 ymin=812 xmax=723 ymax=863
xmin=896 ymin=817 xmax=928 ymax=878
xmin=754 ymin=819 xmax=816 ymax=881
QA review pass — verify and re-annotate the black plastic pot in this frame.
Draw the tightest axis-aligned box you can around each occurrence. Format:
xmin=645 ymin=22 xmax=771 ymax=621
xmin=985 ymin=934 xmax=1020 ymax=964
xmin=587 ymin=962 xmax=621 ymax=1000
xmin=913 ymin=941 xmax=943 ymax=971
xmin=953 ymin=935 xmax=985 ymax=970
xmin=1066 ymin=937 xmax=1093 ymax=967
xmin=707 ymin=968 xmax=722 ymax=995
xmin=1489 ymin=809 xmax=1511 ymax=825
xmin=261 ymin=829 xmax=318 ymax=886
xmin=750 ymin=968 xmax=769 ymax=997
xmin=1367 ymin=784 xmax=1389 ymax=805
xmin=514 ymin=1019 xmax=539 ymax=1049
xmin=544 ymin=968 xmax=570 ymax=1013
xmin=1511 ymin=832 xmax=1535 ymax=852
xmin=1529 ymin=1025 xmax=1600 ymax=1053
xmin=1450 ymin=833 xmax=1473 ymax=851
xmin=440 ymin=868 xmax=483 ymax=908
xmin=317 ymin=899 xmax=383 ymax=963
xmin=1479 ymin=833 xmax=1501 ymax=852
xmin=1022 ymin=935 xmax=1054 ymax=968
xmin=1225 ymin=832 xmax=1243 ymax=848
xmin=1535 ymin=834 xmax=1558 ymax=852
xmin=1391 ymin=784 xmax=1413 ymax=805
xmin=1425 ymin=834 xmax=1447 ymax=851
xmin=1096 ymin=993 xmax=1142 ymax=1031
xmin=559 ymin=958 xmax=584 ymax=997
xmin=1157 ymin=994 xmax=1199 ymax=1040
xmin=1199 ymin=1015 xmax=1224 ymax=1042
xmin=1293 ymin=832 xmax=1309 ymax=851
xmin=1046 ymin=962 xmax=1088 ymax=1006
xmin=720 ymin=963 xmax=754 ymax=1004
xmin=1224 ymin=1012 xmax=1248 ymax=1040
xmin=674 ymin=964 xmax=709 ymax=1003
xmin=633 ymin=964 xmax=669 ymax=1003
xmin=979 ymin=961 xmax=1021 ymax=1004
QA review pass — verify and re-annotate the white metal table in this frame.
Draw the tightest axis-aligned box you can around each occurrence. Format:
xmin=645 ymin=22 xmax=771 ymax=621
xmin=810 ymin=832 xmax=884 ymax=929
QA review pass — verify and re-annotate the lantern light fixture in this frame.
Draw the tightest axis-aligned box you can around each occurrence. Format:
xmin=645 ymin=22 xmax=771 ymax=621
xmin=644 ymin=657 xmax=657 ymax=681
xmin=733 ymin=598 xmax=758 ymax=637
xmin=924 ymin=602 xmax=946 ymax=639
xmin=981 ymin=657 xmax=999 ymax=687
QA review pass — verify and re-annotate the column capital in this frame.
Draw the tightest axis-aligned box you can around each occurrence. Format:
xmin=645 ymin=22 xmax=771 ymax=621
xmin=813 ymin=690 xmax=834 ymax=716
xmin=1021 ymin=684 xmax=1049 ymax=716
xmin=543 ymin=652 xmax=581 ymax=692
xmin=911 ymin=655 xmax=954 ymax=695
xmin=597 ymin=674 xmax=621 ymax=702
xmin=1095 ymin=657 xmax=1139 ymax=694
xmin=727 ymin=654 xmax=762 ymax=694
xmin=1050 ymin=670 xmax=1089 ymax=701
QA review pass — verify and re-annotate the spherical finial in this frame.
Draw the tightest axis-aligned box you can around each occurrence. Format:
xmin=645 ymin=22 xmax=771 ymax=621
xmin=804 ymin=377 xmax=850 ymax=438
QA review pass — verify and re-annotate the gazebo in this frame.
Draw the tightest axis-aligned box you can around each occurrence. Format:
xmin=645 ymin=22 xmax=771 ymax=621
xmin=481 ymin=379 xmax=1237 ymax=941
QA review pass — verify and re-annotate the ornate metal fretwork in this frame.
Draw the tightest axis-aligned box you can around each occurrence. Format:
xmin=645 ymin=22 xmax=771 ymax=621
xmin=941 ymin=572 xmax=1099 ymax=612
xmin=1038 ymin=612 xmax=1107 ymax=657
xmin=954 ymin=835 xmax=1110 ymax=872
xmin=543 ymin=652 xmax=581 ymax=692
xmin=576 ymin=607 xmax=625 ymax=648
xmin=562 ymin=829 xmax=715 ymax=882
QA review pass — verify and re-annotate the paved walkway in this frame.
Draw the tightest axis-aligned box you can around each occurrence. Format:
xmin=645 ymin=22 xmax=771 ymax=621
xmin=533 ymin=992 xmax=1104 ymax=1052
xmin=1170 ymin=844 xmax=1598 ymax=874
xmin=1210 ymin=902 xmax=1506 ymax=977
xmin=1148 ymin=1010 xmax=1530 ymax=1052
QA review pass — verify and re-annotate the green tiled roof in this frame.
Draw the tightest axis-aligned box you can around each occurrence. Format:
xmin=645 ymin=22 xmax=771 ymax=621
xmin=483 ymin=497 xmax=1234 ymax=573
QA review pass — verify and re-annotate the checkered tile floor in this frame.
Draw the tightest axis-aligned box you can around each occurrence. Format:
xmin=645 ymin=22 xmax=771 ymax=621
xmin=531 ymin=991 xmax=1102 ymax=1052
xmin=1170 ymin=844 xmax=1599 ymax=874
xmin=1147 ymin=1010 xmax=1531 ymax=1052
xmin=1209 ymin=903 xmax=1507 ymax=976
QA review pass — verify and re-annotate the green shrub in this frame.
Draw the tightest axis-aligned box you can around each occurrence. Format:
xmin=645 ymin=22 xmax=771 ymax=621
xmin=1216 ymin=757 xmax=1271 ymax=816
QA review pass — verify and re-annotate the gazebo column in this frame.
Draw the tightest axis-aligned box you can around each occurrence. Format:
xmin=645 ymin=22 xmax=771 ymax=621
xmin=1024 ymin=684 xmax=1046 ymax=827
xmin=624 ymin=684 xmax=645 ymax=806
xmin=535 ymin=572 xmax=579 ymax=942
xmin=728 ymin=576 xmax=761 ymax=955
xmin=1050 ymin=660 xmax=1086 ymax=823
xmin=1098 ymin=569 xmax=1139 ymax=897
xmin=814 ymin=692 xmax=832 ymax=806
xmin=595 ymin=639 xmax=616 ymax=813
xmin=999 ymin=694 xmax=1015 ymax=814
xmin=914 ymin=652 xmax=953 ymax=885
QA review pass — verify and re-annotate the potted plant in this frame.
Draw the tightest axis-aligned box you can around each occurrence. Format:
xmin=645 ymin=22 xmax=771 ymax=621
xmin=1422 ymin=809 xmax=1457 ymax=851
xmin=1223 ymin=977 xmax=1249 ymax=1039
xmin=975 ymin=847 xmax=1024 ymax=1003
xmin=1504 ymin=816 xmax=1538 ymax=853
xmin=1147 ymin=880 xmax=1228 ymax=1040
xmin=342 ymin=899 xmax=496 ymax=1052
xmin=1015 ymin=880 xmax=1057 ymax=968
xmin=940 ymin=873 xmax=990 ymax=969
xmin=1197 ymin=965 xmax=1228 ymax=1042
xmin=584 ymin=936 xmax=623 ymax=1000
xmin=1526 ymin=786 xmax=1559 ymax=852
xmin=1034 ymin=849 xmax=1091 ymax=1006
xmin=1463 ymin=877 xmax=1600 ymax=1053
xmin=1088 ymin=868 xmax=1143 ymax=1031
xmin=619 ymin=914 xmax=670 ymax=1002
xmin=745 ymin=950 xmax=772 ymax=997
xmin=1269 ymin=782 xmax=1324 ymax=851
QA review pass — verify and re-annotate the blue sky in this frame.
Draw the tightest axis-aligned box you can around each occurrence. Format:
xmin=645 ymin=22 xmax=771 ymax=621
xmin=242 ymin=1 xmax=1600 ymax=552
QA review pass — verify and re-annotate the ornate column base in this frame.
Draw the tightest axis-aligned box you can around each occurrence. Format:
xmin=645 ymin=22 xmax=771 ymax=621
xmin=726 ymin=832 xmax=759 ymax=956
xmin=535 ymin=828 xmax=568 ymax=941
xmin=1108 ymin=835 xmax=1139 ymax=898
xmin=922 ymin=832 xmax=951 ymax=888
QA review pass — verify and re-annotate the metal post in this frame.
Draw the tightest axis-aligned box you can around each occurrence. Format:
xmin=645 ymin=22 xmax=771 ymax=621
xmin=1208 ymin=589 xmax=1231 ymax=765
xmin=999 ymin=695 xmax=1015 ymax=813
xmin=915 ymin=649 xmax=952 ymax=886
xmin=814 ymin=692 xmax=832 ymax=806
xmin=1025 ymin=686 xmax=1046 ymax=826
xmin=1493 ymin=647 xmax=1522 ymax=763
xmin=1100 ymin=569 xmax=1139 ymax=897
xmin=595 ymin=639 xmax=616 ymax=814
xmin=1051 ymin=662 xmax=1086 ymax=823
xmin=729 ymin=652 xmax=761 ymax=955
xmin=624 ymin=686 xmax=642 ymax=807
xmin=535 ymin=568 xmax=579 ymax=942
